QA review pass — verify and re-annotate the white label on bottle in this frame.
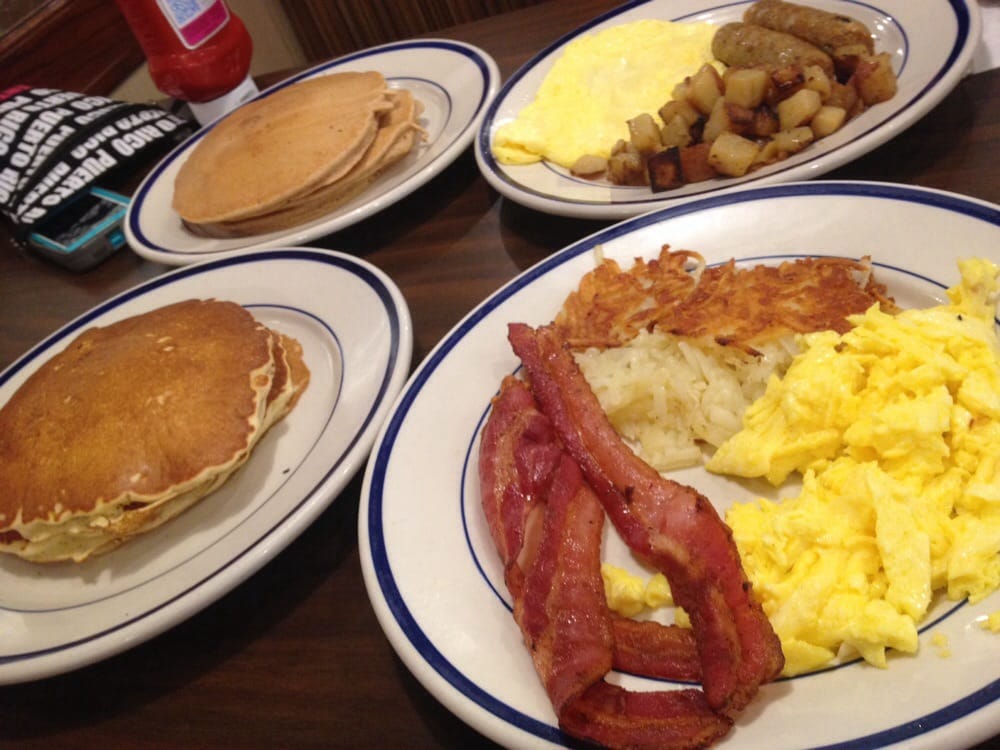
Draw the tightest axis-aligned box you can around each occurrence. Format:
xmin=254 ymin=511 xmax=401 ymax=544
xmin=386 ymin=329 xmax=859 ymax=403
xmin=155 ymin=0 xmax=230 ymax=50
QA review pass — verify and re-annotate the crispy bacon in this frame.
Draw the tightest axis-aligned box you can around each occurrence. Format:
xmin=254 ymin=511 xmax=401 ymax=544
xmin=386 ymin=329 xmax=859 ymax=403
xmin=480 ymin=376 xmax=731 ymax=749
xmin=612 ymin=617 xmax=702 ymax=682
xmin=478 ymin=375 xmax=561 ymax=597
xmin=507 ymin=323 xmax=784 ymax=718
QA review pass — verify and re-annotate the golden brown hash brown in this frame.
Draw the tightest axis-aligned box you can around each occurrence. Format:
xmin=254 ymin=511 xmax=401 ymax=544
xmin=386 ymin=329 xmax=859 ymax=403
xmin=554 ymin=246 xmax=898 ymax=351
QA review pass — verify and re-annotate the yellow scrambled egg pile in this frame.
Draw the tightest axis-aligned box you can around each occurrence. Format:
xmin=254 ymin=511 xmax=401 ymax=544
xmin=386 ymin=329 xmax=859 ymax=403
xmin=601 ymin=564 xmax=691 ymax=626
xmin=701 ymin=258 xmax=1000 ymax=675
xmin=492 ymin=19 xmax=719 ymax=168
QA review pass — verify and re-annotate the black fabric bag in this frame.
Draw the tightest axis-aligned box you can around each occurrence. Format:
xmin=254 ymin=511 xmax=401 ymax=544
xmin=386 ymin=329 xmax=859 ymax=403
xmin=0 ymin=85 xmax=192 ymax=236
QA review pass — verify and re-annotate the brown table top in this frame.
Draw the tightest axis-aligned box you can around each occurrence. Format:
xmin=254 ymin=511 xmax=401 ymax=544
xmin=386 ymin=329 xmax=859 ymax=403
xmin=1 ymin=1 xmax=998 ymax=747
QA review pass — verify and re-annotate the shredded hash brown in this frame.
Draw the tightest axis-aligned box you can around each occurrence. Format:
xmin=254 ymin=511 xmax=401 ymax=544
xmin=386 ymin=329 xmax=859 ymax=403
xmin=554 ymin=246 xmax=898 ymax=351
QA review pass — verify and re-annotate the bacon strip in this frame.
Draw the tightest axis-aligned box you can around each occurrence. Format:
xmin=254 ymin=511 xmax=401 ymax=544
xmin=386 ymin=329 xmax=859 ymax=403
xmin=480 ymin=377 xmax=731 ymax=749
xmin=507 ymin=323 xmax=784 ymax=717
xmin=612 ymin=617 xmax=702 ymax=682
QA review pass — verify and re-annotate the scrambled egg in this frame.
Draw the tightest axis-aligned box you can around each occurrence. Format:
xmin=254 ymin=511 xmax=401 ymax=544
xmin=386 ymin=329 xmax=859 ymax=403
xmin=601 ymin=563 xmax=691 ymax=626
xmin=930 ymin=631 xmax=951 ymax=658
xmin=492 ymin=19 xmax=719 ymax=168
xmin=705 ymin=258 xmax=1000 ymax=675
xmin=981 ymin=611 xmax=1000 ymax=633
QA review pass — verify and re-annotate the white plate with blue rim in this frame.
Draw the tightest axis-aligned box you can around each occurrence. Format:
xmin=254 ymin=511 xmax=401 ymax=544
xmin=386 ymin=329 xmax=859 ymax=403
xmin=474 ymin=0 xmax=982 ymax=220
xmin=360 ymin=181 xmax=1000 ymax=749
xmin=0 ymin=248 xmax=411 ymax=685
xmin=125 ymin=40 xmax=500 ymax=265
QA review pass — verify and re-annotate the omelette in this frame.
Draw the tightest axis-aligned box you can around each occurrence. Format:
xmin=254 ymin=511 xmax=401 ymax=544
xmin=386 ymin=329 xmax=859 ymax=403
xmin=492 ymin=19 xmax=720 ymax=168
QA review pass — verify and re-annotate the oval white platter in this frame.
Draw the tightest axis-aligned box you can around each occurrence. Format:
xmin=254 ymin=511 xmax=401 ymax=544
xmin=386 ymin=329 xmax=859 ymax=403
xmin=361 ymin=181 xmax=1000 ymax=749
xmin=126 ymin=40 xmax=499 ymax=265
xmin=475 ymin=0 xmax=982 ymax=219
xmin=0 ymin=248 xmax=412 ymax=685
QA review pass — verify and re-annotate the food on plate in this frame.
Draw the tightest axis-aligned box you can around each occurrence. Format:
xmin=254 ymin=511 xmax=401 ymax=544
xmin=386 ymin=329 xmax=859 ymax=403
xmin=173 ymin=71 xmax=424 ymax=237
xmin=500 ymin=246 xmax=1000 ymax=696
xmin=743 ymin=0 xmax=874 ymax=57
xmin=555 ymin=247 xmax=896 ymax=471
xmin=202 ymin=88 xmax=424 ymax=238
xmin=478 ymin=324 xmax=783 ymax=748
xmin=491 ymin=19 xmax=721 ymax=168
xmin=708 ymin=258 xmax=1000 ymax=674
xmin=0 ymin=299 xmax=309 ymax=563
xmin=570 ymin=1 xmax=896 ymax=190
xmin=602 ymin=564 xmax=677 ymax=618
xmin=480 ymin=377 xmax=730 ymax=747
xmin=711 ymin=22 xmax=834 ymax=76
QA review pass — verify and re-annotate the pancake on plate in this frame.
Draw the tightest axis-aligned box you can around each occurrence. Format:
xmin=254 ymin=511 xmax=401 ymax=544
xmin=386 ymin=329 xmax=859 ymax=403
xmin=198 ymin=89 xmax=426 ymax=238
xmin=0 ymin=299 xmax=310 ymax=563
xmin=173 ymin=71 xmax=425 ymax=238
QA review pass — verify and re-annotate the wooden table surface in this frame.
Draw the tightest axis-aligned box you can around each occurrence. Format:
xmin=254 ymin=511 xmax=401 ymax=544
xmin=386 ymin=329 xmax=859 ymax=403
xmin=1 ymin=1 xmax=998 ymax=748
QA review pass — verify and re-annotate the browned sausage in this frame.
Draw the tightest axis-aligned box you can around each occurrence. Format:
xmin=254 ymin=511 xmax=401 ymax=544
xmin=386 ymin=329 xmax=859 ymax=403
xmin=744 ymin=0 xmax=874 ymax=55
xmin=712 ymin=22 xmax=835 ymax=76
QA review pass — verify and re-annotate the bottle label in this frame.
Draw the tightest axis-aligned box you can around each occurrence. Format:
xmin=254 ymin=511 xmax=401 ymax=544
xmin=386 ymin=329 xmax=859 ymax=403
xmin=155 ymin=0 xmax=230 ymax=50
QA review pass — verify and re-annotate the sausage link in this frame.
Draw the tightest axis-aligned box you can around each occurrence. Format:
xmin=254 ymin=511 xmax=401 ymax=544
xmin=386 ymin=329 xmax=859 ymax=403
xmin=711 ymin=22 xmax=834 ymax=76
xmin=744 ymin=0 xmax=874 ymax=55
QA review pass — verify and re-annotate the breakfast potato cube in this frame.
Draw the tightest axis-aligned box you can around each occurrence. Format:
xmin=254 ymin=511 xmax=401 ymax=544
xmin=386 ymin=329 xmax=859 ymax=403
xmin=658 ymin=99 xmax=701 ymax=127
xmin=688 ymin=115 xmax=707 ymax=143
xmin=724 ymin=68 xmax=769 ymax=109
xmin=687 ymin=63 xmax=724 ymax=115
xmin=767 ymin=65 xmax=806 ymax=106
xmin=678 ymin=142 xmax=716 ymax=183
xmin=702 ymin=98 xmax=729 ymax=142
xmin=672 ymin=79 xmax=692 ymax=103
xmin=608 ymin=144 xmax=646 ymax=185
xmin=708 ymin=131 xmax=760 ymax=177
xmin=751 ymin=106 xmax=780 ymax=137
xmin=810 ymin=105 xmax=847 ymax=137
xmin=852 ymin=52 xmax=897 ymax=105
xmin=752 ymin=138 xmax=783 ymax=166
xmin=777 ymin=88 xmax=823 ymax=130
xmin=847 ymin=90 xmax=867 ymax=119
xmin=660 ymin=114 xmax=693 ymax=148
xmin=826 ymin=80 xmax=859 ymax=114
xmin=772 ymin=126 xmax=815 ymax=154
xmin=570 ymin=153 xmax=609 ymax=178
xmin=647 ymin=147 xmax=683 ymax=192
xmin=804 ymin=65 xmax=832 ymax=101
xmin=725 ymin=103 xmax=756 ymax=136
xmin=628 ymin=112 xmax=663 ymax=155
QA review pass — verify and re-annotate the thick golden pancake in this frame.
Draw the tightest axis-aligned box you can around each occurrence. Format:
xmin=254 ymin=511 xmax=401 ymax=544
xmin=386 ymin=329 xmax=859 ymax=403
xmin=173 ymin=71 xmax=393 ymax=224
xmin=0 ymin=299 xmax=309 ymax=563
xmin=190 ymin=88 xmax=425 ymax=238
xmin=321 ymin=89 xmax=425 ymax=189
xmin=555 ymin=246 xmax=899 ymax=351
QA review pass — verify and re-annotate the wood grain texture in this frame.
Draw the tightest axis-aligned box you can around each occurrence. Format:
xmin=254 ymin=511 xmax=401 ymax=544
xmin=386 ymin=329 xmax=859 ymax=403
xmin=280 ymin=0 xmax=545 ymax=61
xmin=0 ymin=0 xmax=998 ymax=747
xmin=0 ymin=0 xmax=143 ymax=96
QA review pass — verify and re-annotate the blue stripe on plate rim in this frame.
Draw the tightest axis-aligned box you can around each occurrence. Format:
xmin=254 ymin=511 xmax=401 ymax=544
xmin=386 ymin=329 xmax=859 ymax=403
xmin=475 ymin=0 xmax=973 ymax=207
xmin=366 ymin=181 xmax=1000 ymax=748
xmin=128 ymin=39 xmax=494 ymax=254
xmin=0 ymin=248 xmax=402 ymax=666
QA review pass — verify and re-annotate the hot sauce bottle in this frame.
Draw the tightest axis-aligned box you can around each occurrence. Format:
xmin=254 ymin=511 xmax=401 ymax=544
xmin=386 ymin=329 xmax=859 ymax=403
xmin=114 ymin=0 xmax=258 ymax=125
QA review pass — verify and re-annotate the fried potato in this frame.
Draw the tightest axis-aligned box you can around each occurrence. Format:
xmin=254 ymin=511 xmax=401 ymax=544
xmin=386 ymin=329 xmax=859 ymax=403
xmin=585 ymin=9 xmax=896 ymax=192
xmin=708 ymin=131 xmax=761 ymax=176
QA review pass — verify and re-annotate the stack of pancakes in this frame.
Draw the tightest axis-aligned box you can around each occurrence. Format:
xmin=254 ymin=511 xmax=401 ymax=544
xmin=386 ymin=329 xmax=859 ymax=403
xmin=173 ymin=71 xmax=424 ymax=238
xmin=0 ymin=299 xmax=309 ymax=563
